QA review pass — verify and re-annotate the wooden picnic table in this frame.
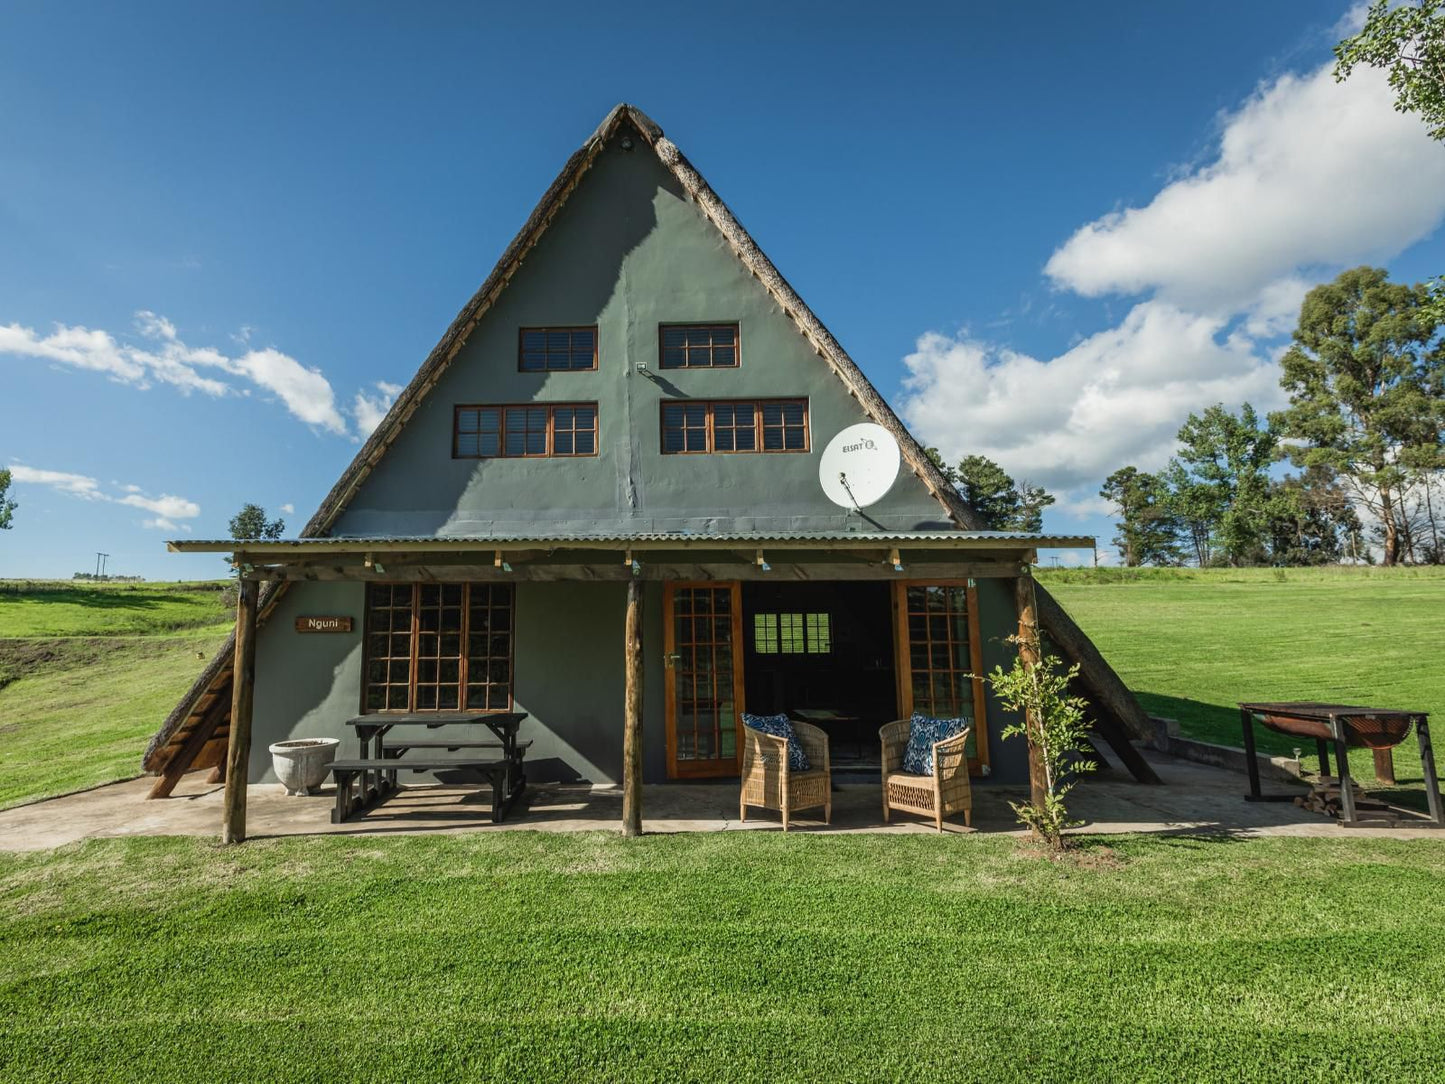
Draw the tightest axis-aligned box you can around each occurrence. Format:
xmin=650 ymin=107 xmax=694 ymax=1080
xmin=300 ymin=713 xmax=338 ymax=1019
xmin=330 ymin=712 xmax=529 ymax=824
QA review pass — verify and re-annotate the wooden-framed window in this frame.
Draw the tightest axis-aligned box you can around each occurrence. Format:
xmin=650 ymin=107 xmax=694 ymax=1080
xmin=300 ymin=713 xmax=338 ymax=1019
xmin=519 ymin=327 xmax=597 ymax=372
xmin=892 ymin=581 xmax=989 ymax=771
xmin=753 ymin=612 xmax=831 ymax=655
xmin=454 ymin=403 xmax=598 ymax=458
xmin=363 ymin=583 xmax=515 ymax=713
xmin=660 ymin=398 xmax=808 ymax=454
xmin=659 ymin=323 xmax=739 ymax=369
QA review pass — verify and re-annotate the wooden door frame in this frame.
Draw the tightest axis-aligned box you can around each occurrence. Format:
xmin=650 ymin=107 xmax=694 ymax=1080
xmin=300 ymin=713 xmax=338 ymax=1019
xmin=891 ymin=579 xmax=991 ymax=773
xmin=663 ymin=580 xmax=746 ymax=779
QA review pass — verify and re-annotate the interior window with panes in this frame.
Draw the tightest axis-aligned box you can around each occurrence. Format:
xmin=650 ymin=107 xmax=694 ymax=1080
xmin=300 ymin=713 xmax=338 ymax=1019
xmin=661 ymin=402 xmax=709 ymax=453
xmin=364 ymin=583 xmax=514 ymax=712
xmin=659 ymin=324 xmax=738 ymax=369
xmin=454 ymin=403 xmax=598 ymax=458
xmin=519 ymin=327 xmax=596 ymax=371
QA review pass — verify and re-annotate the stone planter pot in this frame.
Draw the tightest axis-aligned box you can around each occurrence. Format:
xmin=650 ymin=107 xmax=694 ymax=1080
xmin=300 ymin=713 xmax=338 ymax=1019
xmin=269 ymin=738 xmax=340 ymax=796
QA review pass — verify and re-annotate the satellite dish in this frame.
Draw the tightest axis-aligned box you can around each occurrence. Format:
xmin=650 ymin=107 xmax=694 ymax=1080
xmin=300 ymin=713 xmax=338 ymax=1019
xmin=819 ymin=423 xmax=901 ymax=509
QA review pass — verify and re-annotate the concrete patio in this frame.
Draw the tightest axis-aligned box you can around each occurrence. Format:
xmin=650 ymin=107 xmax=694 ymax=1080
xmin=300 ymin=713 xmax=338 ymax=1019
xmin=2 ymin=750 xmax=1440 ymax=852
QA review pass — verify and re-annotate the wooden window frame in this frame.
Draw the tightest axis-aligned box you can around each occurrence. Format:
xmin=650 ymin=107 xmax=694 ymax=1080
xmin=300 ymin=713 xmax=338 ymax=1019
xmin=659 ymin=398 xmax=810 ymax=455
xmin=453 ymin=402 xmax=599 ymax=459
xmin=517 ymin=326 xmax=598 ymax=373
xmin=891 ymin=580 xmax=990 ymax=773
xmin=658 ymin=322 xmax=740 ymax=370
xmin=361 ymin=582 xmax=516 ymax=715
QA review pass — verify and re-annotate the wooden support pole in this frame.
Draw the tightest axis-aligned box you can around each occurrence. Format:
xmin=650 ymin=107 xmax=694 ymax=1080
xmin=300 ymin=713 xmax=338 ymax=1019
xmin=1372 ymin=747 xmax=1395 ymax=786
xmin=221 ymin=578 xmax=257 ymax=845
xmin=621 ymin=577 xmax=644 ymax=837
xmin=1014 ymin=568 xmax=1048 ymax=814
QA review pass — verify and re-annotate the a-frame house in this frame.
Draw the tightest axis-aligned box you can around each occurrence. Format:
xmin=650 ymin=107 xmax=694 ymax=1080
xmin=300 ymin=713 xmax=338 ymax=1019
xmin=150 ymin=104 xmax=1156 ymax=837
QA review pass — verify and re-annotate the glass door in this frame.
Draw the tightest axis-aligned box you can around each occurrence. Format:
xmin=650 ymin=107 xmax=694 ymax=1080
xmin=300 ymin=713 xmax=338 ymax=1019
xmin=664 ymin=582 xmax=745 ymax=778
xmin=892 ymin=581 xmax=990 ymax=773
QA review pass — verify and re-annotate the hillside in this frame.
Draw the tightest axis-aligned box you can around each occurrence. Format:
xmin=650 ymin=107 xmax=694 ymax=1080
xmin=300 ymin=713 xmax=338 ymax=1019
xmin=0 ymin=582 xmax=231 ymax=809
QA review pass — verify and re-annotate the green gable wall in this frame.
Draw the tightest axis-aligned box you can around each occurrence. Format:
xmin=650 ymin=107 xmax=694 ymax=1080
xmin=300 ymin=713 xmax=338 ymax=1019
xmin=333 ymin=131 xmax=950 ymax=538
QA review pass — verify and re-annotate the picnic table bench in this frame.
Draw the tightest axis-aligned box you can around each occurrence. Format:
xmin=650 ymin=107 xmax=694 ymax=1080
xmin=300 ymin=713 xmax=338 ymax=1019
xmin=331 ymin=712 xmax=529 ymax=824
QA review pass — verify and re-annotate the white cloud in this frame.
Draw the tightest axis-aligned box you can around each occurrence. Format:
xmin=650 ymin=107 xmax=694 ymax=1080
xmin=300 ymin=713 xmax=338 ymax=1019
xmin=7 ymin=465 xmax=105 ymax=500
xmin=1 ymin=311 xmax=367 ymax=435
xmin=899 ymin=301 xmax=1284 ymax=494
xmin=117 ymin=492 xmax=202 ymax=520
xmin=1044 ymin=64 xmax=1445 ymax=314
xmin=8 ymin=463 xmax=201 ymax=529
xmin=901 ymin=53 xmax=1445 ymax=522
xmin=351 ymin=380 xmax=402 ymax=437
xmin=232 ymin=347 xmax=347 ymax=434
xmin=279 ymin=502 xmax=295 ymax=515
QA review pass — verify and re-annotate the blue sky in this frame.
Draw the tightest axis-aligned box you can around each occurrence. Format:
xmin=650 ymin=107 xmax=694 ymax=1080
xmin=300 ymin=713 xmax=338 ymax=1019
xmin=3 ymin=0 xmax=1444 ymax=579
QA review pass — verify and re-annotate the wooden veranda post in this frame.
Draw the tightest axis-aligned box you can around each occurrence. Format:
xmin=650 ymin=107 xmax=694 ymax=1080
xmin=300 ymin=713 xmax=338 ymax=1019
xmin=1014 ymin=566 xmax=1048 ymax=814
xmin=621 ymin=577 xmax=644 ymax=837
xmin=221 ymin=577 xmax=257 ymax=845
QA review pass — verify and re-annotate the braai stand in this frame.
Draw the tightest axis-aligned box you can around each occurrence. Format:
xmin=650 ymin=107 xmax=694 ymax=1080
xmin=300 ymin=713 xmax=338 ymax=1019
xmin=1238 ymin=703 xmax=1444 ymax=828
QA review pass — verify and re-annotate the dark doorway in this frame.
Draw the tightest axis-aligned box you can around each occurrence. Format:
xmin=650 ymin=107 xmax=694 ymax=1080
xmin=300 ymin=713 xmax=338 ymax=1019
xmin=741 ymin=581 xmax=898 ymax=769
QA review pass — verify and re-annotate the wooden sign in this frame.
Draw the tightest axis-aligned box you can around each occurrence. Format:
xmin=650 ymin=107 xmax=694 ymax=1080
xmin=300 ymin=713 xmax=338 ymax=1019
xmin=294 ymin=616 xmax=353 ymax=633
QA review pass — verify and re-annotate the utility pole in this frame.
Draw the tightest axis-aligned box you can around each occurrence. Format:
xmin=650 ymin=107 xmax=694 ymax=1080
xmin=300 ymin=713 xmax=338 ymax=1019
xmin=95 ymin=552 xmax=110 ymax=579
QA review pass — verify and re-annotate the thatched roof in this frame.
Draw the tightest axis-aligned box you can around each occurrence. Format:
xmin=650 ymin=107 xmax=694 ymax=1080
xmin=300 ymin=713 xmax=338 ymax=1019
xmin=145 ymin=103 xmax=1148 ymax=777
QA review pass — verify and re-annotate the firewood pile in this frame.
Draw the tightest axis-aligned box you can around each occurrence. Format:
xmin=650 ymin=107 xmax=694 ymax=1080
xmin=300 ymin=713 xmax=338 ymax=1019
xmin=1295 ymin=776 xmax=1401 ymax=825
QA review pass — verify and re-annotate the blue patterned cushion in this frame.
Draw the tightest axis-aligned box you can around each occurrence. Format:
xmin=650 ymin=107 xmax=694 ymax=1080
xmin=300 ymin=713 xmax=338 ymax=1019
xmin=743 ymin=712 xmax=811 ymax=772
xmin=903 ymin=712 xmax=970 ymax=776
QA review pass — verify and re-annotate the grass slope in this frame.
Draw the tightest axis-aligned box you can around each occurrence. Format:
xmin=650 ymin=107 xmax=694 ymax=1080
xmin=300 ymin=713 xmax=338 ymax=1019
xmin=0 ymin=627 xmax=230 ymax=809
xmin=0 ymin=581 xmax=232 ymax=809
xmin=1041 ymin=566 xmax=1445 ymax=802
xmin=2 ymin=832 xmax=1443 ymax=1082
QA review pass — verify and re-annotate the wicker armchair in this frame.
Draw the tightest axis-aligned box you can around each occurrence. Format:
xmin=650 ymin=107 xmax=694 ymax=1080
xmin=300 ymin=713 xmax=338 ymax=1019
xmin=880 ymin=719 xmax=973 ymax=831
xmin=739 ymin=719 xmax=831 ymax=830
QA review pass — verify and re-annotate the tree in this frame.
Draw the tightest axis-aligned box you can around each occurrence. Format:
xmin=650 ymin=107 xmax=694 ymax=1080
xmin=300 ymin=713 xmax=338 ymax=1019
xmin=952 ymin=454 xmax=1056 ymax=532
xmin=1336 ymin=2 xmax=1445 ymax=325
xmin=1099 ymin=466 xmax=1183 ymax=566
xmin=228 ymin=503 xmax=285 ymax=542
xmin=1164 ymin=403 xmax=1280 ymax=566
xmin=0 ymin=468 xmax=15 ymax=531
xmin=1272 ymin=267 xmax=1444 ymax=566
xmin=985 ymin=636 xmax=1095 ymax=850
xmin=1264 ymin=466 xmax=1362 ymax=566
xmin=1336 ymin=0 xmax=1445 ymax=140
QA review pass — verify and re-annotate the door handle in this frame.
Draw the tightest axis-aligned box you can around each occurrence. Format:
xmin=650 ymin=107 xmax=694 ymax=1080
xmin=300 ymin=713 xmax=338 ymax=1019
xmin=664 ymin=653 xmax=682 ymax=668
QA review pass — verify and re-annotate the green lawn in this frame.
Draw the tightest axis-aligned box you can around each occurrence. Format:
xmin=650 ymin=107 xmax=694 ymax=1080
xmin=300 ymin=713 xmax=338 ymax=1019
xmin=0 ymin=581 xmax=232 ymax=810
xmin=0 ymin=580 xmax=230 ymax=638
xmin=1041 ymin=566 xmax=1445 ymax=806
xmin=1 ymin=832 xmax=1443 ymax=1082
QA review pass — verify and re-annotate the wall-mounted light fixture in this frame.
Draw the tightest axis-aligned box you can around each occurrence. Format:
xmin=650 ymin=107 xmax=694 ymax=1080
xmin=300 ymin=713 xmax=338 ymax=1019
xmin=889 ymin=547 xmax=904 ymax=573
xmin=494 ymin=550 xmax=512 ymax=574
xmin=755 ymin=548 xmax=771 ymax=573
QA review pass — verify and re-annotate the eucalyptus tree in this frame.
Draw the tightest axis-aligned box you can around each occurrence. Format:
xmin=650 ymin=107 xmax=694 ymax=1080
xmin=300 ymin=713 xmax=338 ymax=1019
xmin=1272 ymin=267 xmax=1444 ymax=566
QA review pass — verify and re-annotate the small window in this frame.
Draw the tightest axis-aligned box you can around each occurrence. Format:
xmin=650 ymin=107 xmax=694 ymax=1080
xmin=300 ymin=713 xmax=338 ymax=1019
xmin=519 ymin=327 xmax=597 ymax=372
xmin=753 ymin=612 xmax=831 ymax=655
xmin=660 ymin=324 xmax=739 ymax=369
xmin=661 ymin=402 xmax=709 ymax=453
xmin=660 ymin=398 xmax=808 ymax=454
xmin=761 ymin=400 xmax=807 ymax=451
xmin=455 ymin=403 xmax=597 ymax=458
